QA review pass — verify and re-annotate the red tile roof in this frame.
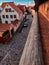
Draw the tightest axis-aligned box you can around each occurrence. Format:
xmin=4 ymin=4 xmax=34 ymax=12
xmin=12 ymin=19 xmax=19 ymax=26
xmin=17 ymin=5 xmax=26 ymax=9
xmin=17 ymin=5 xmax=26 ymax=13
xmin=1 ymin=2 xmax=22 ymax=14
xmin=0 ymin=24 xmax=11 ymax=31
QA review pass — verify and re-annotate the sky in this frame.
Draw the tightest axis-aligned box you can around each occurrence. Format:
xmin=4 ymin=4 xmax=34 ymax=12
xmin=0 ymin=0 xmax=35 ymax=5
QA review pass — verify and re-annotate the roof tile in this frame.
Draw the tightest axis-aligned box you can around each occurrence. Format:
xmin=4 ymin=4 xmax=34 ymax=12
xmin=12 ymin=19 xmax=19 ymax=26
xmin=0 ymin=24 xmax=11 ymax=31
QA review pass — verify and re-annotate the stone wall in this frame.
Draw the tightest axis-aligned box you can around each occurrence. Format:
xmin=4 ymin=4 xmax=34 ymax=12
xmin=19 ymin=12 xmax=44 ymax=65
xmin=38 ymin=12 xmax=49 ymax=65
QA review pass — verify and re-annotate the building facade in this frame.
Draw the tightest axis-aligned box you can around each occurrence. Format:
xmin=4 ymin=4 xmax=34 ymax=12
xmin=0 ymin=2 xmax=23 ymax=24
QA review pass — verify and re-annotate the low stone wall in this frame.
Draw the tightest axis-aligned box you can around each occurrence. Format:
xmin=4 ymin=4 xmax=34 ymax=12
xmin=19 ymin=12 xmax=44 ymax=65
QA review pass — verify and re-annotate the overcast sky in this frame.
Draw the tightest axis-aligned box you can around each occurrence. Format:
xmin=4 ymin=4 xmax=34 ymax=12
xmin=0 ymin=0 xmax=34 ymax=5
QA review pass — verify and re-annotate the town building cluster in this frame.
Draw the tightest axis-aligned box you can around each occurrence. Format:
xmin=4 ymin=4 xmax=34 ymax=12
xmin=0 ymin=2 xmax=27 ymax=43
xmin=0 ymin=2 xmax=35 ymax=43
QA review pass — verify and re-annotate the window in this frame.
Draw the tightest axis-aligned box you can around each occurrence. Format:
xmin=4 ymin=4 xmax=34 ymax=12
xmin=9 ymin=8 xmax=11 ymax=12
xmin=14 ymin=15 xmax=16 ymax=18
xmin=2 ymin=15 xmax=5 ymax=18
xmin=5 ymin=8 xmax=8 ymax=12
xmin=6 ymin=15 xmax=9 ymax=18
xmin=11 ymin=10 xmax=14 ymax=12
xmin=10 ymin=15 xmax=13 ymax=18
xmin=5 ymin=21 xmax=8 ymax=24
xmin=7 ymin=5 xmax=8 ymax=7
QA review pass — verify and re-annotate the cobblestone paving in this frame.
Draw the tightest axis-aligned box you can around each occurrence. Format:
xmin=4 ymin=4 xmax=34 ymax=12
xmin=0 ymin=15 xmax=32 ymax=65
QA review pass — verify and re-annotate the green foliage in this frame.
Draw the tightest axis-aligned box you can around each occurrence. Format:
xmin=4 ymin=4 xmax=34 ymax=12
xmin=2 ymin=30 xmax=9 ymax=37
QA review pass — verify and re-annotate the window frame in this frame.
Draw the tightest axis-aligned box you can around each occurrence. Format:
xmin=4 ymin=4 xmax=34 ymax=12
xmin=9 ymin=8 xmax=11 ymax=12
xmin=2 ymin=15 xmax=5 ymax=18
xmin=14 ymin=15 xmax=16 ymax=18
xmin=10 ymin=15 xmax=13 ymax=18
xmin=5 ymin=8 xmax=8 ymax=12
xmin=6 ymin=15 xmax=9 ymax=18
